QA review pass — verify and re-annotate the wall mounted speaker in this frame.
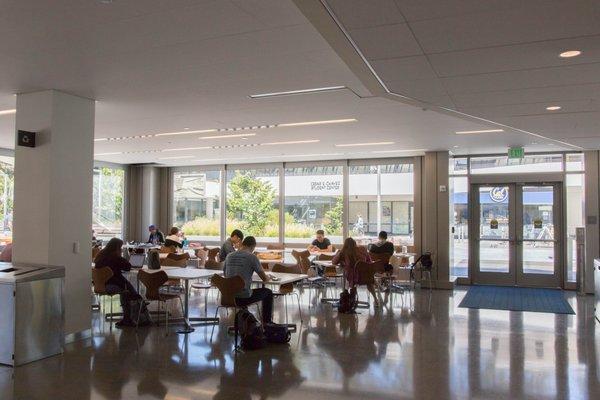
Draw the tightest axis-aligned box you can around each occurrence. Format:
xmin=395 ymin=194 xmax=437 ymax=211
xmin=17 ymin=130 xmax=36 ymax=148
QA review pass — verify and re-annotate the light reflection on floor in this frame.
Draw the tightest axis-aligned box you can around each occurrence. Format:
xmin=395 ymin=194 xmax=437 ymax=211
xmin=1 ymin=286 xmax=598 ymax=399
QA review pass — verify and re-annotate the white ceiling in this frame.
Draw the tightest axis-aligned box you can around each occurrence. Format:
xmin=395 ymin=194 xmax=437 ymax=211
xmin=0 ymin=0 xmax=584 ymax=166
xmin=324 ymin=0 xmax=600 ymax=151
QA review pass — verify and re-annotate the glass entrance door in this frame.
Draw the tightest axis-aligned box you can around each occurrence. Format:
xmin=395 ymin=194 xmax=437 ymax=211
xmin=471 ymin=183 xmax=562 ymax=287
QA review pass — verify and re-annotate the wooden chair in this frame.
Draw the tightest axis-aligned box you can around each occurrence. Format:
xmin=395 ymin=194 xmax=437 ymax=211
xmin=160 ymin=245 xmax=177 ymax=254
xmin=210 ymin=274 xmax=246 ymax=349
xmin=291 ymin=249 xmax=311 ymax=274
xmin=206 ymin=247 xmax=220 ymax=262
xmin=92 ymin=246 xmax=101 ymax=261
xmin=369 ymin=252 xmax=392 ymax=265
xmin=316 ymin=253 xmax=334 ymax=261
xmin=355 ymin=261 xmax=385 ymax=308
xmin=271 ymin=264 xmax=302 ymax=323
xmin=137 ymin=270 xmax=184 ymax=335
xmin=92 ymin=267 xmax=126 ymax=330
xmin=191 ymin=260 xmax=223 ymax=313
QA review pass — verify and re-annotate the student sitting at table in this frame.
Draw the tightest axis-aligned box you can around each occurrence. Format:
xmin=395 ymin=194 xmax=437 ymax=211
xmin=308 ymin=229 xmax=333 ymax=253
xmin=94 ymin=238 xmax=142 ymax=327
xmin=219 ymin=229 xmax=244 ymax=262
xmin=333 ymin=237 xmax=381 ymax=307
xmin=223 ymin=236 xmax=273 ymax=324
xmin=147 ymin=224 xmax=165 ymax=245
xmin=164 ymin=227 xmax=185 ymax=248
xmin=368 ymin=231 xmax=395 ymax=272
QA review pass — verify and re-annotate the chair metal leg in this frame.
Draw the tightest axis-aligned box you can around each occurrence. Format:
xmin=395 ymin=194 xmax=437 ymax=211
xmin=109 ymin=297 xmax=113 ymax=331
xmin=210 ymin=306 xmax=220 ymax=342
xmin=294 ymin=292 xmax=303 ymax=323
xmin=165 ymin=301 xmax=169 ymax=336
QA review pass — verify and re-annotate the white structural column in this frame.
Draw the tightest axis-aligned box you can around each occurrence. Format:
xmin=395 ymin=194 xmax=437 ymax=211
xmin=421 ymin=151 xmax=451 ymax=288
xmin=13 ymin=90 xmax=95 ymax=336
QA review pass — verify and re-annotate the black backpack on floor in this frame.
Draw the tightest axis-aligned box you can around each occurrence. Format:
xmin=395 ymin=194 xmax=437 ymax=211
xmin=236 ymin=309 xmax=266 ymax=350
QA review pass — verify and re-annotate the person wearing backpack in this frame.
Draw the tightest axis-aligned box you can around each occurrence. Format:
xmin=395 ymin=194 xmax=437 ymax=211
xmin=223 ymin=236 xmax=273 ymax=324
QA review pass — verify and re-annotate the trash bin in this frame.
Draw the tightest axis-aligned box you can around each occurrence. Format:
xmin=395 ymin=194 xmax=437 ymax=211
xmin=0 ymin=262 xmax=64 ymax=366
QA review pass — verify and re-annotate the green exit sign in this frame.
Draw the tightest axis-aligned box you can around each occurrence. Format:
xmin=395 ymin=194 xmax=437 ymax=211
xmin=508 ymin=147 xmax=524 ymax=159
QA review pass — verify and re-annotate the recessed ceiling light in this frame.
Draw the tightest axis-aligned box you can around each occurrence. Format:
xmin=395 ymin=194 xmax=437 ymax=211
xmin=335 ymin=141 xmax=394 ymax=147
xmin=184 ymin=127 xmax=190 ymax=130
xmin=94 ymin=138 xmax=108 ymax=142
xmin=371 ymin=149 xmax=426 ymax=154
xmin=158 ymin=155 xmax=195 ymax=160
xmin=261 ymin=140 xmax=320 ymax=146
xmin=162 ymin=146 xmax=211 ymax=152
xmin=249 ymin=86 xmax=346 ymax=99
xmin=278 ymin=118 xmax=356 ymax=128
xmin=455 ymin=129 xmax=504 ymax=135
xmin=0 ymin=109 xmax=16 ymax=116
xmin=559 ymin=50 xmax=581 ymax=58
xmin=531 ymin=142 xmax=538 ymax=145
xmin=453 ymin=145 xmax=460 ymax=148
xmin=95 ymin=152 xmax=122 ymax=156
xmin=546 ymin=106 xmax=561 ymax=111
xmin=155 ymin=129 xmax=217 ymax=137
xmin=199 ymin=133 xmax=256 ymax=140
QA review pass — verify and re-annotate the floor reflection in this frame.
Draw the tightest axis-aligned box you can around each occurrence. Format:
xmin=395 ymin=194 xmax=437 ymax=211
xmin=0 ymin=286 xmax=598 ymax=399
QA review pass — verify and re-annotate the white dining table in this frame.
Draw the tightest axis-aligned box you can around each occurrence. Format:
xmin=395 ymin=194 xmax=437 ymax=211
xmin=252 ymin=271 xmax=308 ymax=286
xmin=138 ymin=267 xmax=223 ymax=334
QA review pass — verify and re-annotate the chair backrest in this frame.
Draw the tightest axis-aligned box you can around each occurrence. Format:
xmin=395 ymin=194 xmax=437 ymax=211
xmin=92 ymin=246 xmax=101 ymax=261
xmin=92 ymin=267 xmax=113 ymax=294
xmin=369 ymin=252 xmax=391 ymax=265
xmin=160 ymin=245 xmax=177 ymax=254
xmin=211 ymin=274 xmax=245 ymax=307
xmin=355 ymin=261 xmax=384 ymax=285
xmin=160 ymin=256 xmax=187 ymax=267
xmin=205 ymin=260 xmax=224 ymax=270
xmin=266 ymin=243 xmax=285 ymax=250
xmin=316 ymin=253 xmax=334 ymax=261
xmin=206 ymin=248 xmax=220 ymax=262
xmin=271 ymin=263 xmax=301 ymax=274
xmin=291 ymin=249 xmax=311 ymax=274
xmin=138 ymin=270 xmax=168 ymax=300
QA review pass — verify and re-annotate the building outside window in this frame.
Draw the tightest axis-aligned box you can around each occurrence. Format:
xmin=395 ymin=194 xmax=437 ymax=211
xmin=173 ymin=170 xmax=221 ymax=242
xmin=0 ymin=156 xmax=13 ymax=245
xmin=92 ymin=166 xmax=125 ymax=239
xmin=226 ymin=167 xmax=280 ymax=243
xmin=284 ymin=165 xmax=344 ymax=244
xmin=348 ymin=162 xmax=414 ymax=246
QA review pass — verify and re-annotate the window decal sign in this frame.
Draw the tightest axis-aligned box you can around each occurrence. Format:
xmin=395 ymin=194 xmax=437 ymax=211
xmin=489 ymin=187 xmax=508 ymax=203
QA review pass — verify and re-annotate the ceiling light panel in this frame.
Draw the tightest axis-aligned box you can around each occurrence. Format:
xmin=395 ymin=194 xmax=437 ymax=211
xmin=199 ymin=133 xmax=256 ymax=140
xmin=249 ymin=86 xmax=346 ymax=99
xmin=0 ymin=109 xmax=16 ymax=116
xmin=455 ymin=129 xmax=504 ymax=135
xmin=262 ymin=140 xmax=320 ymax=146
xmin=335 ymin=142 xmax=394 ymax=147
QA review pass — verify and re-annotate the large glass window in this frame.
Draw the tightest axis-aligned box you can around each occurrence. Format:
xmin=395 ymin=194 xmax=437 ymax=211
xmin=450 ymin=176 xmax=468 ymax=278
xmin=93 ymin=166 xmax=125 ymax=239
xmin=566 ymin=173 xmax=584 ymax=281
xmin=0 ymin=156 xmax=14 ymax=245
xmin=173 ymin=170 xmax=221 ymax=242
xmin=349 ymin=163 xmax=414 ymax=246
xmin=226 ymin=167 xmax=279 ymax=243
xmin=284 ymin=165 xmax=343 ymax=244
xmin=470 ymin=154 xmax=563 ymax=174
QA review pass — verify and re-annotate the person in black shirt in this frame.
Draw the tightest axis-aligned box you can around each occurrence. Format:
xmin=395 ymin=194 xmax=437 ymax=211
xmin=368 ymin=231 xmax=395 ymax=255
xmin=308 ymin=229 xmax=333 ymax=252
xmin=147 ymin=224 xmax=165 ymax=244
xmin=94 ymin=238 xmax=142 ymax=327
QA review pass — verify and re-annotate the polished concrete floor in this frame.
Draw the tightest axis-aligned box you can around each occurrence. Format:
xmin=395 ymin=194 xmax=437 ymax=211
xmin=1 ymin=286 xmax=599 ymax=400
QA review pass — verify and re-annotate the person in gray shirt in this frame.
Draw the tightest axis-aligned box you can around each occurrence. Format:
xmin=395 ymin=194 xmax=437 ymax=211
xmin=223 ymin=235 xmax=273 ymax=323
xmin=219 ymin=229 xmax=244 ymax=262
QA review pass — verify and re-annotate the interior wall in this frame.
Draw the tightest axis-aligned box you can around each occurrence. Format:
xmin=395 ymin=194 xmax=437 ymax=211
xmin=584 ymin=150 xmax=599 ymax=293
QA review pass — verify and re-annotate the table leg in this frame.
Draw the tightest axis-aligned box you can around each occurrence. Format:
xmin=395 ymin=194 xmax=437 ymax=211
xmin=177 ymin=280 xmax=195 ymax=334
